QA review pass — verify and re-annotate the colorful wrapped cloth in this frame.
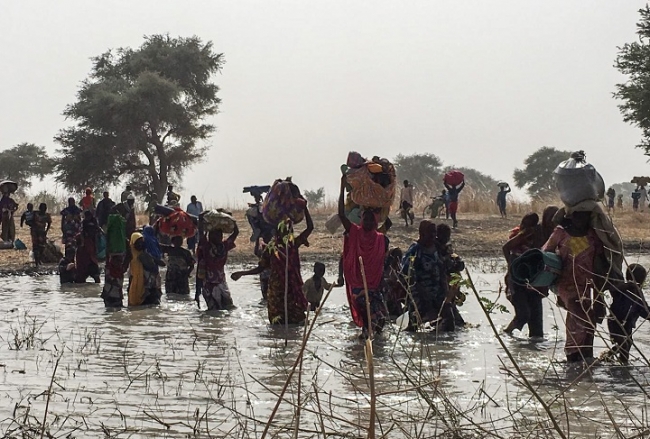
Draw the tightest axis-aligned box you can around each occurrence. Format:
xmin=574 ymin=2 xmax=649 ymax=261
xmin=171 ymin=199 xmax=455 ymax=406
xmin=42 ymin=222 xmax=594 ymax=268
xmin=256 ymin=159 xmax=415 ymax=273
xmin=262 ymin=179 xmax=306 ymax=226
xmin=158 ymin=207 xmax=196 ymax=238
xmin=444 ymin=170 xmax=465 ymax=187
xmin=346 ymin=162 xmax=396 ymax=209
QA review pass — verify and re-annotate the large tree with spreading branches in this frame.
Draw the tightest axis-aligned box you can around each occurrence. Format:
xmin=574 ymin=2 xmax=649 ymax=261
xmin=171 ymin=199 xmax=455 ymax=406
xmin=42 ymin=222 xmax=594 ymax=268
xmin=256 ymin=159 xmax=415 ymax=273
xmin=55 ymin=34 xmax=224 ymax=196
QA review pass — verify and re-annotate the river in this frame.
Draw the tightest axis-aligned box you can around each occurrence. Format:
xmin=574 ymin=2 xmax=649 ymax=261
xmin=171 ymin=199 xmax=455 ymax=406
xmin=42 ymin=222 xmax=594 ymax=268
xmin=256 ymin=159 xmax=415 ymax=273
xmin=2 ymin=256 xmax=650 ymax=438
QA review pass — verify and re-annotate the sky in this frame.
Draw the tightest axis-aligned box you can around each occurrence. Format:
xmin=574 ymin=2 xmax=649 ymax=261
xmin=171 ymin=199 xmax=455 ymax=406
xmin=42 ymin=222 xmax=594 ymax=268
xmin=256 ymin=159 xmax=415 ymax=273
xmin=1 ymin=0 xmax=649 ymax=207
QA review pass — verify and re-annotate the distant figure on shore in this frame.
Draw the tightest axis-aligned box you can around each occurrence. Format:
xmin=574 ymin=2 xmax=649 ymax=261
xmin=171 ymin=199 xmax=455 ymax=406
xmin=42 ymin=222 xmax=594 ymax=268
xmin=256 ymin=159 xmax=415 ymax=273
xmin=606 ymin=187 xmax=616 ymax=214
xmin=166 ymin=185 xmax=181 ymax=206
xmin=61 ymin=198 xmax=82 ymax=251
xmin=80 ymin=187 xmax=96 ymax=213
xmin=186 ymin=195 xmax=203 ymax=254
xmin=617 ymin=194 xmax=623 ymax=210
xmin=120 ymin=185 xmax=133 ymax=203
xmin=496 ymin=183 xmax=511 ymax=218
xmin=444 ymin=181 xmax=465 ymax=229
xmin=632 ymin=188 xmax=642 ymax=212
xmin=95 ymin=192 xmax=115 ymax=230
xmin=20 ymin=203 xmax=34 ymax=229
xmin=0 ymin=191 xmax=18 ymax=242
xmin=31 ymin=203 xmax=52 ymax=266
xmin=639 ymin=185 xmax=648 ymax=212
xmin=441 ymin=189 xmax=450 ymax=219
xmin=399 ymin=180 xmax=415 ymax=226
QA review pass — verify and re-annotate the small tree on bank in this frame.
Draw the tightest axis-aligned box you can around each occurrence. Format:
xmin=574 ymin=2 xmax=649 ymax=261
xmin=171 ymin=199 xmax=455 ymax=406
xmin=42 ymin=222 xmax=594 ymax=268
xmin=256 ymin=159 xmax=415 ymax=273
xmin=513 ymin=146 xmax=571 ymax=198
xmin=0 ymin=143 xmax=54 ymax=192
xmin=55 ymin=34 xmax=224 ymax=196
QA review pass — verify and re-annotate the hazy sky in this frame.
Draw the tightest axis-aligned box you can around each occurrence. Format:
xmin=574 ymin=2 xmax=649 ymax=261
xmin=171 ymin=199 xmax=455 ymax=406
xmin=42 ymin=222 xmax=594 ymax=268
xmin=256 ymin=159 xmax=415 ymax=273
xmin=1 ymin=1 xmax=648 ymax=207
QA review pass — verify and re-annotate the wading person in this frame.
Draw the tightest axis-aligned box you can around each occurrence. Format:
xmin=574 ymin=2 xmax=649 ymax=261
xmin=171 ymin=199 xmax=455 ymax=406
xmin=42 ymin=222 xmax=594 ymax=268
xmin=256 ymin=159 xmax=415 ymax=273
xmin=74 ymin=210 xmax=101 ymax=283
xmin=127 ymin=229 xmax=165 ymax=307
xmin=338 ymin=173 xmax=387 ymax=336
xmin=95 ymin=191 xmax=115 ymax=230
xmin=162 ymin=236 xmax=195 ymax=296
xmin=61 ymin=197 xmax=82 ymax=251
xmin=382 ymin=247 xmax=407 ymax=318
xmin=198 ymin=224 xmax=239 ymax=311
xmin=302 ymin=262 xmax=340 ymax=312
xmin=502 ymin=213 xmax=545 ymax=337
xmin=608 ymin=263 xmax=650 ymax=364
xmin=232 ymin=210 xmax=313 ymax=324
xmin=436 ymin=223 xmax=466 ymax=328
xmin=58 ymin=247 xmax=77 ymax=284
xmin=101 ymin=213 xmax=127 ymax=308
xmin=444 ymin=180 xmax=465 ymax=229
xmin=402 ymin=220 xmax=453 ymax=331
xmin=542 ymin=210 xmax=606 ymax=362
xmin=31 ymin=203 xmax=52 ymax=266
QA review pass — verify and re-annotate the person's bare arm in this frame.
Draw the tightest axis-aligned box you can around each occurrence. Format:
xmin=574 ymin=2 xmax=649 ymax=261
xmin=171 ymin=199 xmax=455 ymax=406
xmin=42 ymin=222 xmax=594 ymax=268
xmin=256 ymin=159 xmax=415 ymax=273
xmin=228 ymin=222 xmax=240 ymax=242
xmin=338 ymin=175 xmax=352 ymax=233
xmin=297 ymin=206 xmax=314 ymax=246
xmin=231 ymin=264 xmax=265 ymax=281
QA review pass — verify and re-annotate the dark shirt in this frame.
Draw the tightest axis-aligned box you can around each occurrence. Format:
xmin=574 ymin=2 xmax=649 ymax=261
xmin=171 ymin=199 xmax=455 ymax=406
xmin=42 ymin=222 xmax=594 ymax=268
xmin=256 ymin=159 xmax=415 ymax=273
xmin=96 ymin=198 xmax=115 ymax=227
xmin=61 ymin=205 xmax=82 ymax=219
xmin=610 ymin=282 xmax=650 ymax=331
xmin=20 ymin=210 xmax=34 ymax=228
xmin=444 ymin=181 xmax=465 ymax=202
xmin=496 ymin=188 xmax=511 ymax=205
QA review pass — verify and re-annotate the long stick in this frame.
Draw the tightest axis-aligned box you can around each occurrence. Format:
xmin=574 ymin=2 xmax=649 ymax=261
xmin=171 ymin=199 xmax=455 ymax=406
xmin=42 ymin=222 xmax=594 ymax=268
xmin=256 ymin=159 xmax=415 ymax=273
xmin=40 ymin=353 xmax=62 ymax=439
xmin=358 ymin=256 xmax=376 ymax=439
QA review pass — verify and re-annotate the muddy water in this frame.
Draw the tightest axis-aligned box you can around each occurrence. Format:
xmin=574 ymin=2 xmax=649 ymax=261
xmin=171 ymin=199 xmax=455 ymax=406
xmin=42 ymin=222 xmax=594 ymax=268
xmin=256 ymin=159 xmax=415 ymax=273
xmin=1 ymin=257 xmax=650 ymax=438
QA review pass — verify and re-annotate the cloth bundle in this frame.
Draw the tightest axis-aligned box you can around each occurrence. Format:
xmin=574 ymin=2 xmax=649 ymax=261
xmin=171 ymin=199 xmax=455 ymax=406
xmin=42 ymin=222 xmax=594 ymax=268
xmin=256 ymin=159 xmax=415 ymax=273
xmin=158 ymin=207 xmax=197 ymax=237
xmin=444 ymin=170 xmax=465 ymax=187
xmin=344 ymin=153 xmax=396 ymax=209
xmin=262 ymin=178 xmax=306 ymax=226
xmin=203 ymin=210 xmax=236 ymax=233
xmin=511 ymin=248 xmax=563 ymax=288
xmin=106 ymin=214 xmax=126 ymax=255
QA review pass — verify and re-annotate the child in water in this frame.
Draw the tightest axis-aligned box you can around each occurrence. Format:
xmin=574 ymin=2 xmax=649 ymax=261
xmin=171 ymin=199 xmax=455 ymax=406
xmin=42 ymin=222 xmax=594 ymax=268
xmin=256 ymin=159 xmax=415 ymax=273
xmin=58 ymin=247 xmax=76 ymax=284
xmin=608 ymin=263 xmax=650 ymax=364
xmin=302 ymin=262 xmax=341 ymax=311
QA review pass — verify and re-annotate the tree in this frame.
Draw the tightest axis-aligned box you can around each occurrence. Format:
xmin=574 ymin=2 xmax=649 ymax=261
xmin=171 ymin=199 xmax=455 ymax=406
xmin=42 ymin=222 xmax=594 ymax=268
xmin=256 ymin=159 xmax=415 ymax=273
xmin=393 ymin=153 xmax=443 ymax=191
xmin=0 ymin=143 xmax=54 ymax=192
xmin=303 ymin=187 xmax=325 ymax=207
xmin=513 ymin=146 xmax=571 ymax=198
xmin=615 ymin=6 xmax=650 ymax=153
xmin=55 ymin=34 xmax=224 ymax=196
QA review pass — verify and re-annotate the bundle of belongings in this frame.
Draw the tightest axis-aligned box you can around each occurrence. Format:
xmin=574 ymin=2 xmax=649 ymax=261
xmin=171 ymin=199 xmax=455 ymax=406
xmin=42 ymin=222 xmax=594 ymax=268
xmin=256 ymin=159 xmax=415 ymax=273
xmin=262 ymin=178 xmax=306 ymax=227
xmin=203 ymin=209 xmax=236 ymax=233
xmin=553 ymin=150 xmax=623 ymax=281
xmin=326 ymin=152 xmax=396 ymax=234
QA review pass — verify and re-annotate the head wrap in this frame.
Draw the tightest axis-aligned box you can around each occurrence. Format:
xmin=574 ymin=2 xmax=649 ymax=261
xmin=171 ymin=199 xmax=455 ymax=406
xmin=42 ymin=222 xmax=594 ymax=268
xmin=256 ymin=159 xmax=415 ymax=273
xmin=142 ymin=226 xmax=162 ymax=259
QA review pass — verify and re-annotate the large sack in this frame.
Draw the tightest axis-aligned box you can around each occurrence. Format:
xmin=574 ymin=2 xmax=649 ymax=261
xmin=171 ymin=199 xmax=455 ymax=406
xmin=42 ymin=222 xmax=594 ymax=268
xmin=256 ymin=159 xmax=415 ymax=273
xmin=511 ymin=249 xmax=562 ymax=288
xmin=262 ymin=179 xmax=306 ymax=226
xmin=554 ymin=151 xmax=605 ymax=207
xmin=444 ymin=170 xmax=465 ymax=187
xmin=203 ymin=210 xmax=236 ymax=233
xmin=346 ymin=161 xmax=396 ymax=209
xmin=106 ymin=214 xmax=126 ymax=255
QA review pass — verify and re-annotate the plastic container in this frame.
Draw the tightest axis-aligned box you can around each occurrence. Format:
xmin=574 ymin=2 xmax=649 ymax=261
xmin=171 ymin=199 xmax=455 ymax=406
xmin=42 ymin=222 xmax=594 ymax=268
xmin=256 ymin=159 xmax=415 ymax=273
xmin=554 ymin=151 xmax=605 ymax=206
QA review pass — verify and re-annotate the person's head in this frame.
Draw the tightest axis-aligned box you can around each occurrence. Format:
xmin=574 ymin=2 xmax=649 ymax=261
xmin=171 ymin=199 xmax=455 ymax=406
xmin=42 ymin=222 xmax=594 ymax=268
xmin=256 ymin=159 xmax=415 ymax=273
xmin=64 ymin=246 xmax=75 ymax=260
xmin=403 ymin=180 xmax=409 ymax=187
xmin=541 ymin=205 xmax=560 ymax=239
xmin=191 ymin=195 xmax=197 ymax=204
xmin=208 ymin=229 xmax=223 ymax=244
xmin=26 ymin=203 xmax=33 ymax=211
xmin=520 ymin=212 xmax=539 ymax=230
xmin=171 ymin=236 xmax=184 ymax=247
xmin=67 ymin=197 xmax=75 ymax=207
xmin=126 ymin=193 xmax=135 ymax=208
xmin=361 ymin=209 xmax=378 ymax=232
xmin=441 ymin=189 xmax=447 ymax=195
xmin=84 ymin=210 xmax=93 ymax=220
xmin=85 ymin=187 xmax=92 ymax=196
xmin=38 ymin=203 xmax=47 ymax=213
xmin=313 ymin=262 xmax=326 ymax=278
xmin=568 ymin=210 xmax=591 ymax=232
xmin=126 ymin=185 xmax=132 ymax=191
xmin=133 ymin=237 xmax=145 ymax=251
xmin=436 ymin=223 xmax=452 ymax=245
xmin=167 ymin=185 xmax=173 ymax=191
xmin=103 ymin=191 xmax=109 ymax=199
xmin=627 ymin=263 xmax=648 ymax=286
xmin=417 ymin=220 xmax=437 ymax=247
xmin=387 ymin=247 xmax=403 ymax=269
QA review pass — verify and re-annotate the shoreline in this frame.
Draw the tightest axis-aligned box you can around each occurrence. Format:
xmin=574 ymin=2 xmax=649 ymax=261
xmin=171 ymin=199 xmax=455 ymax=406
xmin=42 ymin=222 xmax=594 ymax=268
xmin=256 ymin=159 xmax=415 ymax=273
xmin=3 ymin=209 xmax=648 ymax=276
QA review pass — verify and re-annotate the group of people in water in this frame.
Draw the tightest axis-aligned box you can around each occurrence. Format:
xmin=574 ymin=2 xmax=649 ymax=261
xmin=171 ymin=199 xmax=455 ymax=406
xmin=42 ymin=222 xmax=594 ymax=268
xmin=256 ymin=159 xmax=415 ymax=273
xmin=4 ymin=166 xmax=645 ymax=366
